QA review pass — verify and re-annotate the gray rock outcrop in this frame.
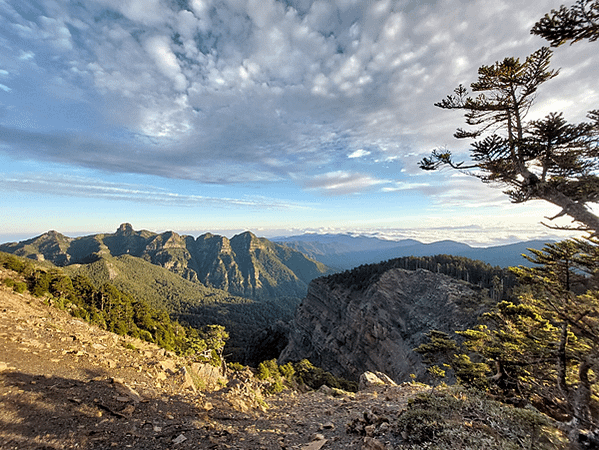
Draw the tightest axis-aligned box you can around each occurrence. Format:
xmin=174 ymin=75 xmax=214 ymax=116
xmin=279 ymin=268 xmax=489 ymax=383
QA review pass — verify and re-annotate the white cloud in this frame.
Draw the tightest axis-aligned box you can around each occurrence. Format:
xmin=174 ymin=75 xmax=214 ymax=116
xmin=144 ymin=35 xmax=188 ymax=92
xmin=18 ymin=51 xmax=35 ymax=61
xmin=305 ymin=170 xmax=389 ymax=195
xmin=94 ymin=0 xmax=168 ymax=26
xmin=0 ymin=173 xmax=308 ymax=210
xmin=381 ymin=181 xmax=431 ymax=192
xmin=1 ymin=0 xmax=597 ymax=200
xmin=38 ymin=16 xmax=72 ymax=50
xmin=348 ymin=149 xmax=370 ymax=158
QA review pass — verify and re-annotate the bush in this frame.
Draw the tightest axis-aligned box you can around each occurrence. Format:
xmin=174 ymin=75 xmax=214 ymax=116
xmin=292 ymin=359 xmax=358 ymax=392
xmin=0 ymin=253 xmax=31 ymax=273
xmin=279 ymin=362 xmax=295 ymax=380
xmin=396 ymin=386 xmax=566 ymax=449
xmin=14 ymin=281 xmax=27 ymax=293
xmin=256 ymin=360 xmax=274 ymax=380
xmin=139 ymin=330 xmax=153 ymax=342
xmin=228 ymin=362 xmax=246 ymax=372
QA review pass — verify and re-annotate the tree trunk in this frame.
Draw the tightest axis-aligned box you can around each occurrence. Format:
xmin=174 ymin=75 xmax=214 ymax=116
xmin=539 ymin=186 xmax=599 ymax=234
xmin=557 ymin=322 xmax=569 ymax=399
xmin=565 ymin=358 xmax=595 ymax=450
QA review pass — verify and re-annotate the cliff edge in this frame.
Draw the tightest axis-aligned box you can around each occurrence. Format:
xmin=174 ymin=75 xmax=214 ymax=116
xmin=280 ymin=268 xmax=491 ymax=382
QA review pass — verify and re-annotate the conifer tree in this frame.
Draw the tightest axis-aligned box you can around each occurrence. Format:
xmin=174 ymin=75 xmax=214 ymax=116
xmin=420 ymin=47 xmax=599 ymax=233
xmin=531 ymin=0 xmax=599 ymax=46
xmin=459 ymin=239 xmax=599 ymax=448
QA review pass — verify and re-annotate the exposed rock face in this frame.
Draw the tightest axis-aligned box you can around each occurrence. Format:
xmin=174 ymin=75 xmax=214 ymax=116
xmin=279 ymin=268 xmax=489 ymax=383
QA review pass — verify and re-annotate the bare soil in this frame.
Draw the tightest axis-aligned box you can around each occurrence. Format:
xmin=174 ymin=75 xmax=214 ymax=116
xmin=0 ymin=278 xmax=424 ymax=450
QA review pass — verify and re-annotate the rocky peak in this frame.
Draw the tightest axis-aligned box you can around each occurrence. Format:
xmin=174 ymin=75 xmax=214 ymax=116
xmin=146 ymin=231 xmax=184 ymax=251
xmin=116 ymin=223 xmax=134 ymax=235
xmin=230 ymin=231 xmax=259 ymax=251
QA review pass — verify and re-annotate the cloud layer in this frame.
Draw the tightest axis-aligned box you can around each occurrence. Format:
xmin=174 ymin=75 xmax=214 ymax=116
xmin=1 ymin=0 xmax=597 ymax=204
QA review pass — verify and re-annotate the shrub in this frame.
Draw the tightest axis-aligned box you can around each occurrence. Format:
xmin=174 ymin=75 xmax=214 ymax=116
xmin=396 ymin=386 xmax=566 ymax=449
xmin=256 ymin=361 xmax=273 ymax=380
xmin=291 ymin=359 xmax=358 ymax=392
xmin=279 ymin=362 xmax=295 ymax=380
xmin=14 ymin=281 xmax=27 ymax=293
xmin=228 ymin=362 xmax=246 ymax=372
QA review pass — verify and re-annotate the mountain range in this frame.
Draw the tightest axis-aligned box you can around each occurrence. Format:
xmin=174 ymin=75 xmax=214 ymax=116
xmin=0 ymin=223 xmax=332 ymax=301
xmin=0 ymin=225 xmax=551 ymax=364
xmin=0 ymin=224 xmax=334 ymax=364
xmin=274 ymin=233 xmax=549 ymax=269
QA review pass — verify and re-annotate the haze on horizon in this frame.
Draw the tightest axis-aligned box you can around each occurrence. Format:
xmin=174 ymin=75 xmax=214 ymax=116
xmin=0 ymin=0 xmax=597 ymax=247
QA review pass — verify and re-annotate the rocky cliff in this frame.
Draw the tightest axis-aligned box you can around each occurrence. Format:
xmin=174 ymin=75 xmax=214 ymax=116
xmin=280 ymin=268 xmax=491 ymax=383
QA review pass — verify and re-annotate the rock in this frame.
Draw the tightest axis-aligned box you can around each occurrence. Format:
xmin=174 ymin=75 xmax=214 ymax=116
xmin=359 ymin=372 xmax=397 ymax=391
xmin=172 ymin=434 xmax=187 ymax=444
xmin=120 ymin=404 xmax=135 ymax=416
xmin=189 ymin=362 xmax=226 ymax=391
xmin=159 ymin=360 xmax=177 ymax=374
xmin=179 ymin=366 xmax=197 ymax=392
xmin=317 ymin=384 xmax=334 ymax=396
xmin=105 ymin=359 xmax=117 ymax=368
xmin=111 ymin=378 xmax=143 ymax=403
xmin=362 ymin=437 xmax=386 ymax=450
xmin=156 ymin=371 xmax=167 ymax=381
xmin=280 ymin=268 xmax=487 ymax=382
xmin=302 ymin=438 xmax=327 ymax=450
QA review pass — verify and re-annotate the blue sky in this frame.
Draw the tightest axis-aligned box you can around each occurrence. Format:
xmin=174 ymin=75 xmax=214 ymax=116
xmin=0 ymin=0 xmax=597 ymax=246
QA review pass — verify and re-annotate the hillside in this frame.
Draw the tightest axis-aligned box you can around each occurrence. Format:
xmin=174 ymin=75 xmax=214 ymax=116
xmin=0 ymin=278 xmax=566 ymax=449
xmin=0 ymin=249 xmax=300 ymax=365
xmin=66 ymin=254 xmax=301 ymax=363
xmin=0 ymin=224 xmax=333 ymax=301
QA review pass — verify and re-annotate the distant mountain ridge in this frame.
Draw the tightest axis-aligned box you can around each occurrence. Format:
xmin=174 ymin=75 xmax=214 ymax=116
xmin=0 ymin=223 xmax=333 ymax=301
xmin=274 ymin=234 xmax=550 ymax=269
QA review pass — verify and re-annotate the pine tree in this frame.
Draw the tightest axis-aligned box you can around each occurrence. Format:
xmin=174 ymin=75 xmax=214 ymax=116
xmin=459 ymin=239 xmax=599 ymax=447
xmin=531 ymin=0 xmax=599 ymax=46
xmin=420 ymin=48 xmax=599 ymax=233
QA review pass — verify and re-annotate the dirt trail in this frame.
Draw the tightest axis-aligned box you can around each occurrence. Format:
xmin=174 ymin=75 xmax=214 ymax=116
xmin=0 ymin=280 xmax=423 ymax=450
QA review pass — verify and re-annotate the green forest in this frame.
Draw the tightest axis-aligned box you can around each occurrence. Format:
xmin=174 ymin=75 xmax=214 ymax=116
xmin=322 ymin=253 xmax=517 ymax=301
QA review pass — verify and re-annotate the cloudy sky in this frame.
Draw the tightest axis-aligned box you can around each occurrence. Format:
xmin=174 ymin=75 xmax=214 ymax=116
xmin=0 ymin=0 xmax=597 ymax=246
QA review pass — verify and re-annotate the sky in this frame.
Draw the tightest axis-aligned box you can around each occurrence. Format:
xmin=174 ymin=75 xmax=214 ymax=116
xmin=0 ymin=0 xmax=597 ymax=246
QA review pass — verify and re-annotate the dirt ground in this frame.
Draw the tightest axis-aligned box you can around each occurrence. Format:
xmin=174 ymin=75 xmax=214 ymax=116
xmin=0 ymin=277 xmax=424 ymax=450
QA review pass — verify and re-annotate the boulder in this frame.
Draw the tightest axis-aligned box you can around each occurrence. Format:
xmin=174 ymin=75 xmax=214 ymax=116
xmin=359 ymin=371 xmax=397 ymax=391
xmin=189 ymin=362 xmax=227 ymax=391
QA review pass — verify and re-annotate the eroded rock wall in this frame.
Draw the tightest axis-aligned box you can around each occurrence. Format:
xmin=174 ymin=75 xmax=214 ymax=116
xmin=280 ymin=268 xmax=488 ymax=382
